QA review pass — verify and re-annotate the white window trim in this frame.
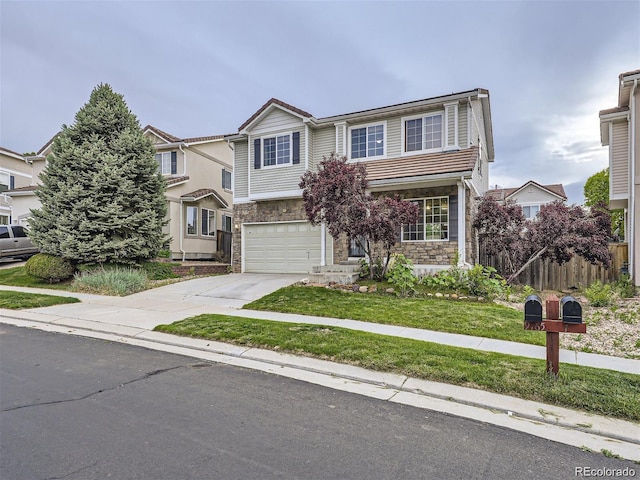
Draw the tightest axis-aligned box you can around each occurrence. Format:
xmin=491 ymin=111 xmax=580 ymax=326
xmin=222 ymin=168 xmax=233 ymax=191
xmin=401 ymin=196 xmax=450 ymax=242
xmin=347 ymin=120 xmax=387 ymax=161
xmin=155 ymin=151 xmax=172 ymax=175
xmin=202 ymin=208 xmax=216 ymax=237
xmin=521 ymin=203 xmax=541 ymax=220
xmin=401 ymin=111 xmax=445 ymax=157
xmin=186 ymin=206 xmax=198 ymax=237
xmin=261 ymin=131 xmax=292 ymax=169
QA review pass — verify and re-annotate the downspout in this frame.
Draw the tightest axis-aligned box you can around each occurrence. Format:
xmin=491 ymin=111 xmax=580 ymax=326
xmin=179 ymin=144 xmax=187 ymax=176
xmin=457 ymin=177 xmax=467 ymax=267
xmin=179 ymin=199 xmax=186 ymax=261
xmin=629 ymin=79 xmax=637 ymax=285
xmin=178 ymin=144 xmax=188 ymax=261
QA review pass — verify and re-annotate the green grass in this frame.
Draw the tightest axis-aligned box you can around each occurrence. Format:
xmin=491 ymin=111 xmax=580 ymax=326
xmin=245 ymin=285 xmax=543 ymax=345
xmin=155 ymin=314 xmax=640 ymax=422
xmin=0 ymin=266 xmax=72 ymax=290
xmin=0 ymin=290 xmax=80 ymax=309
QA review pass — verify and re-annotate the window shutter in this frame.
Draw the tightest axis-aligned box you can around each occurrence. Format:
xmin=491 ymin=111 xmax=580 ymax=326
xmin=254 ymin=139 xmax=261 ymax=169
xmin=9 ymin=176 xmax=15 ymax=190
xmin=449 ymin=195 xmax=458 ymax=241
xmin=170 ymin=151 xmax=177 ymax=175
xmin=292 ymin=132 xmax=300 ymax=164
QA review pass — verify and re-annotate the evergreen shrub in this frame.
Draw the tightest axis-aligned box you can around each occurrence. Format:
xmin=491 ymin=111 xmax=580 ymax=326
xmin=24 ymin=253 xmax=75 ymax=283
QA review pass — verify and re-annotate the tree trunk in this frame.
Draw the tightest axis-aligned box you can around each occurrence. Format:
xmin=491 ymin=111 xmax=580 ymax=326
xmin=507 ymin=246 xmax=547 ymax=284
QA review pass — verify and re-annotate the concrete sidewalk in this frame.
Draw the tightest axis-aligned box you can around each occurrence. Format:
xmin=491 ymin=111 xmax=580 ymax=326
xmin=1 ymin=280 xmax=639 ymax=461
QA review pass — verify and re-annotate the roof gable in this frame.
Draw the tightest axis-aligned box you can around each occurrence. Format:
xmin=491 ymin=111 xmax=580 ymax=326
xmin=238 ymin=98 xmax=313 ymax=132
xmin=486 ymin=181 xmax=567 ymax=202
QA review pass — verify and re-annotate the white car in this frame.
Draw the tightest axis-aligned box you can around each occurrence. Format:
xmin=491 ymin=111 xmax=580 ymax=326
xmin=0 ymin=225 xmax=39 ymax=258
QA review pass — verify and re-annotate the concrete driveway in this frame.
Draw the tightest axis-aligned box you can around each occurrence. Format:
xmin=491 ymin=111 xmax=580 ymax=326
xmin=128 ymin=273 xmax=305 ymax=309
xmin=14 ymin=273 xmax=305 ymax=330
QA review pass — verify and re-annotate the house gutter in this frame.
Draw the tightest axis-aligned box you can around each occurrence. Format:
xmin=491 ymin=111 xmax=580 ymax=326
xmin=629 ymin=78 xmax=637 ymax=284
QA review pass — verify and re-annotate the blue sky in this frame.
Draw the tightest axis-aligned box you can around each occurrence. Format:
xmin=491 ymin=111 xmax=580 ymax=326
xmin=1 ymin=1 xmax=638 ymax=204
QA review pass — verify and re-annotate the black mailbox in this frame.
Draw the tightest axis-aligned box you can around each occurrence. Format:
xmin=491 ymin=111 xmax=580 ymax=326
xmin=524 ymin=295 xmax=543 ymax=323
xmin=561 ymin=296 xmax=582 ymax=324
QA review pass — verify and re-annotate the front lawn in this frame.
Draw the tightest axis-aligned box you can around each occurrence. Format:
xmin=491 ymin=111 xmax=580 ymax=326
xmin=244 ymin=285 xmax=543 ymax=345
xmin=0 ymin=290 xmax=80 ymax=309
xmin=155 ymin=314 xmax=640 ymax=422
xmin=0 ymin=266 xmax=73 ymax=290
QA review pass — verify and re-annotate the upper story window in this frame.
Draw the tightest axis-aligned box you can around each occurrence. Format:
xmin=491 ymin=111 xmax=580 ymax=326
xmin=0 ymin=172 xmax=14 ymax=192
xmin=156 ymin=151 xmax=177 ymax=175
xmin=254 ymin=132 xmax=300 ymax=170
xmin=263 ymin=134 xmax=291 ymax=167
xmin=222 ymin=168 xmax=232 ymax=190
xmin=522 ymin=205 xmax=540 ymax=220
xmin=349 ymin=123 xmax=385 ymax=160
xmin=403 ymin=113 xmax=443 ymax=154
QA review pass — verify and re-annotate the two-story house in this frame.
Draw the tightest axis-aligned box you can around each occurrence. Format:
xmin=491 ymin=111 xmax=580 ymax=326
xmin=6 ymin=127 xmax=234 ymax=261
xmin=0 ymin=146 xmax=35 ymax=225
xmin=227 ymin=89 xmax=494 ymax=274
xmin=484 ymin=181 xmax=567 ymax=220
xmin=142 ymin=126 xmax=234 ymax=261
xmin=600 ymin=68 xmax=640 ymax=287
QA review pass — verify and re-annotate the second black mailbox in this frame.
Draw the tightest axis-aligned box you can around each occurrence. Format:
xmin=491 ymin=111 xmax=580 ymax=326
xmin=561 ymin=296 xmax=582 ymax=324
xmin=524 ymin=295 xmax=543 ymax=323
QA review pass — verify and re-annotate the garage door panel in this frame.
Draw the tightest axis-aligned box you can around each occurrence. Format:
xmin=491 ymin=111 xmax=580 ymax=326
xmin=244 ymin=222 xmax=327 ymax=274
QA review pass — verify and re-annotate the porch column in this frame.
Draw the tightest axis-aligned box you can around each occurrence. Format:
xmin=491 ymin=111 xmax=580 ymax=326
xmin=457 ymin=181 xmax=466 ymax=265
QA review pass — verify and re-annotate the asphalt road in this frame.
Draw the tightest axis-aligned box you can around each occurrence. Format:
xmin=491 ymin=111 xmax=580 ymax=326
xmin=1 ymin=324 xmax=637 ymax=480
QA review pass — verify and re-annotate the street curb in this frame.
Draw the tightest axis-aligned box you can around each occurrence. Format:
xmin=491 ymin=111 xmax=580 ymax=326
xmin=1 ymin=310 xmax=638 ymax=462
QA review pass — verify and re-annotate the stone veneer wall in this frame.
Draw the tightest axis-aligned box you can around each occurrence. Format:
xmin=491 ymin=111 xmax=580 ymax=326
xmin=232 ymin=186 xmax=477 ymax=272
xmin=232 ymin=198 xmax=308 ymax=273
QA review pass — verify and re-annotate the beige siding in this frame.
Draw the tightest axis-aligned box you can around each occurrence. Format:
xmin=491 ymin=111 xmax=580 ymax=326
xmin=312 ymin=127 xmax=335 ymax=169
xmin=250 ymin=108 xmax=303 ymax=135
xmin=459 ymin=103 xmax=468 ymax=148
xmin=611 ymin=122 xmax=629 ymax=197
xmin=234 ymin=140 xmax=249 ymax=198
xmin=250 ymin=126 xmax=306 ymax=195
xmin=336 ymin=125 xmax=344 ymax=155
xmin=386 ymin=116 xmax=402 ymax=157
xmin=447 ymin=107 xmax=456 ymax=146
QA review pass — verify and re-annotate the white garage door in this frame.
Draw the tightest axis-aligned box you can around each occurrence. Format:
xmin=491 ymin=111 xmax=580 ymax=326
xmin=244 ymin=222 xmax=325 ymax=273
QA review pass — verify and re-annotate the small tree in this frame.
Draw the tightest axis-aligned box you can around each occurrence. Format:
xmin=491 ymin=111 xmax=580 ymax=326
xmin=474 ymin=197 xmax=611 ymax=284
xmin=299 ymin=153 xmax=418 ymax=278
xmin=29 ymin=84 xmax=167 ymax=265
xmin=584 ymin=168 xmax=624 ymax=239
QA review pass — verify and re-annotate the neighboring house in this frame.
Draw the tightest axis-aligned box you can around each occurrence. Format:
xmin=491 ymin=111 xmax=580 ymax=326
xmin=0 ymin=147 xmax=35 ymax=225
xmin=6 ymin=128 xmax=234 ymax=261
xmin=484 ymin=181 xmax=567 ymax=219
xmin=142 ymin=125 xmax=234 ymax=260
xmin=600 ymin=68 xmax=640 ymax=287
xmin=227 ymin=89 xmax=494 ymax=274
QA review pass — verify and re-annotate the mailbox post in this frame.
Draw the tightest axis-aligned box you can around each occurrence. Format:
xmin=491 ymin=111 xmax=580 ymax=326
xmin=524 ymin=294 xmax=586 ymax=375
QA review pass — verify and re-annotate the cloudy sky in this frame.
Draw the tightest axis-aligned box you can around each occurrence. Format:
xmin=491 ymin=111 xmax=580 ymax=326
xmin=1 ymin=1 xmax=638 ymax=204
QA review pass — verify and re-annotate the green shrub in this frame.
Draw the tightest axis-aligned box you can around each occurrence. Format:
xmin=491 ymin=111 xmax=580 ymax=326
xmin=156 ymin=249 xmax=171 ymax=259
xmin=584 ymin=280 xmax=614 ymax=307
xmin=466 ymin=265 xmax=507 ymax=300
xmin=421 ymin=270 xmax=463 ymax=291
xmin=24 ymin=253 xmax=75 ymax=283
xmin=141 ymin=261 xmax=179 ymax=280
xmin=72 ymin=267 xmax=148 ymax=296
xmin=614 ymin=274 xmax=636 ymax=299
xmin=386 ymin=254 xmax=417 ymax=297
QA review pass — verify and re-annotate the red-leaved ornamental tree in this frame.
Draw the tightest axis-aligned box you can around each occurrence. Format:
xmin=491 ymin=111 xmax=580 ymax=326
xmin=299 ymin=153 xmax=418 ymax=278
xmin=474 ymin=196 xmax=612 ymax=284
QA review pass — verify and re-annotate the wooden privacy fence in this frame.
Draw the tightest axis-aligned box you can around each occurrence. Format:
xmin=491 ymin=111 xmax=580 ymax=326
xmin=479 ymin=243 xmax=628 ymax=291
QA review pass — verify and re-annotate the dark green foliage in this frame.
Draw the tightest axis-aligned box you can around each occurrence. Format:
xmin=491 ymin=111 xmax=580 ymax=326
xmin=141 ymin=261 xmax=179 ymax=280
xmin=584 ymin=168 xmax=624 ymax=238
xmin=29 ymin=83 xmax=167 ymax=265
xmin=24 ymin=253 xmax=75 ymax=283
